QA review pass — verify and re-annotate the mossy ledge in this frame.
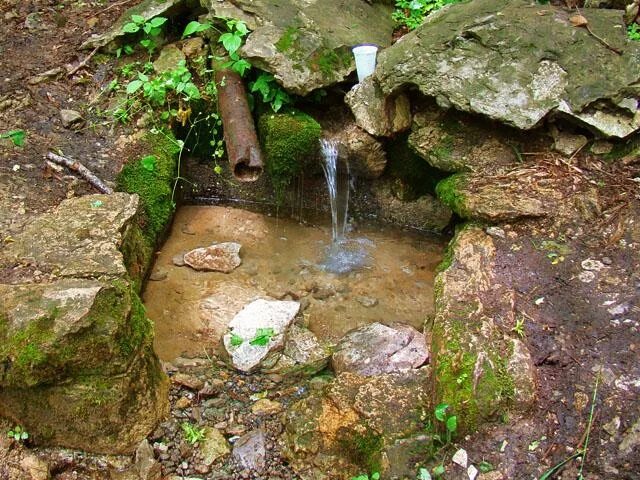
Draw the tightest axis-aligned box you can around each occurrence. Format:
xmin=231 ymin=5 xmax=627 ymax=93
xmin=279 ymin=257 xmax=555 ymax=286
xmin=117 ymin=129 xmax=180 ymax=286
xmin=258 ymin=110 xmax=322 ymax=202
xmin=435 ymin=173 xmax=469 ymax=218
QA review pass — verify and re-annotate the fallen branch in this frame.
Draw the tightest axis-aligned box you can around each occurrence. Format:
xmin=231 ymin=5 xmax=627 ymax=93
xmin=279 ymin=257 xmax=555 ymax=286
xmin=46 ymin=152 xmax=113 ymax=194
xmin=68 ymin=46 xmax=100 ymax=76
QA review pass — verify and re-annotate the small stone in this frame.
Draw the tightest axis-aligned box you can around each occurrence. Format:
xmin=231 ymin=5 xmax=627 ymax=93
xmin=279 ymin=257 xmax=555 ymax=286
xmin=182 ymin=37 xmax=205 ymax=58
xmin=175 ymin=397 xmax=192 ymax=409
xmin=601 ymin=256 xmax=612 ymax=265
xmin=452 ymin=448 xmax=468 ymax=468
xmin=591 ymin=140 xmax=613 ymax=155
xmin=233 ymin=429 xmax=267 ymax=472
xmin=171 ymin=373 xmax=205 ymax=391
xmin=578 ymin=271 xmax=596 ymax=283
xmin=149 ymin=269 xmax=168 ymax=281
xmin=184 ymin=242 xmax=242 ymax=273
xmin=251 ymin=399 xmax=283 ymax=416
xmin=201 ymin=427 xmax=230 ymax=466
xmin=486 ymin=226 xmax=506 ymax=239
xmin=355 ymin=295 xmax=378 ymax=308
xmin=581 ymin=258 xmax=605 ymax=271
xmin=552 ymin=130 xmax=588 ymax=157
xmin=172 ymin=252 xmax=186 ymax=266
xmin=573 ymin=391 xmax=589 ymax=412
xmin=18 ymin=454 xmax=50 ymax=480
xmin=60 ymin=109 xmax=84 ymax=129
xmin=198 ymin=379 xmax=225 ymax=397
xmin=468 ymin=465 xmax=479 ymax=480
xmin=603 ymin=416 xmax=621 ymax=437
xmin=135 ymin=439 xmax=161 ymax=480
xmin=312 ymin=286 xmax=334 ymax=300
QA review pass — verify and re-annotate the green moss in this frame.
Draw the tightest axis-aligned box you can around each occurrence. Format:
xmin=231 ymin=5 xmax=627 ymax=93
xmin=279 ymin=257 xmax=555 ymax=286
xmin=309 ymin=45 xmax=352 ymax=80
xmin=258 ymin=110 xmax=322 ymax=202
xmin=116 ymin=129 xmax=179 ymax=243
xmin=435 ymin=174 xmax=469 ymax=218
xmin=121 ymin=222 xmax=153 ymax=291
xmin=275 ymin=26 xmax=299 ymax=52
xmin=339 ymin=427 xmax=384 ymax=473
xmin=117 ymin=287 xmax=153 ymax=357
xmin=429 ymin=134 xmax=454 ymax=164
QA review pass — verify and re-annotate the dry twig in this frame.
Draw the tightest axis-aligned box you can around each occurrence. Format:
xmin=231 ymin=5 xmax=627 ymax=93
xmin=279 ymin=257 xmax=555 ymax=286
xmin=46 ymin=152 xmax=113 ymax=194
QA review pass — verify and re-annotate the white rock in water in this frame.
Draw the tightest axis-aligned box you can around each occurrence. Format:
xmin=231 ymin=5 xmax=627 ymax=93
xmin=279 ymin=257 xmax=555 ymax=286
xmin=223 ymin=299 xmax=300 ymax=372
xmin=184 ymin=242 xmax=242 ymax=273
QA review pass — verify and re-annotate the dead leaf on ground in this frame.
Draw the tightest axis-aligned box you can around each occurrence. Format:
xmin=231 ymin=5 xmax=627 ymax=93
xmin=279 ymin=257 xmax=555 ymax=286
xmin=570 ymin=14 xmax=588 ymax=27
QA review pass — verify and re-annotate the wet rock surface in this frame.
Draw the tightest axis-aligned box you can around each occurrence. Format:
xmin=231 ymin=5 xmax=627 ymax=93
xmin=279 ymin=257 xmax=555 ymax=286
xmin=184 ymin=242 xmax=242 ymax=273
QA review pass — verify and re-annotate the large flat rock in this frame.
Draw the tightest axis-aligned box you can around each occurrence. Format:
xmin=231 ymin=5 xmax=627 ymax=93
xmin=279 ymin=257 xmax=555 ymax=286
xmin=376 ymin=0 xmax=640 ymax=137
xmin=202 ymin=0 xmax=395 ymax=95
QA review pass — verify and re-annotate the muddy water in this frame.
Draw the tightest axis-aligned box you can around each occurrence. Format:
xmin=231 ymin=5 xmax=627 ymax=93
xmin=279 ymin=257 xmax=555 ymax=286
xmin=145 ymin=206 xmax=446 ymax=361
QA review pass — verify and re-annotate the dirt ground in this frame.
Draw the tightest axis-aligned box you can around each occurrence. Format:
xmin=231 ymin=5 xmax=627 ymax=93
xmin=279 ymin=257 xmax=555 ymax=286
xmin=1 ymin=1 xmax=640 ymax=479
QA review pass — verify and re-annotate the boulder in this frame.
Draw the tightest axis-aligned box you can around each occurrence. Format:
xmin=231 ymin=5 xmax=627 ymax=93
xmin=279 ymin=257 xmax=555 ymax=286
xmin=345 ymin=76 xmax=411 ymax=137
xmin=202 ymin=0 xmax=395 ymax=95
xmin=408 ymin=108 xmax=517 ymax=172
xmin=0 ymin=194 xmax=169 ymax=454
xmin=331 ymin=323 xmax=428 ymax=376
xmin=335 ymin=123 xmax=387 ymax=179
xmin=153 ymin=43 xmax=186 ymax=74
xmin=431 ymin=226 xmax=536 ymax=431
xmin=436 ymin=166 xmax=602 ymax=223
xmin=283 ymin=369 xmax=430 ymax=478
xmin=183 ymin=242 xmax=242 ymax=273
xmin=222 ymin=299 xmax=300 ymax=372
xmin=376 ymin=0 xmax=640 ymax=138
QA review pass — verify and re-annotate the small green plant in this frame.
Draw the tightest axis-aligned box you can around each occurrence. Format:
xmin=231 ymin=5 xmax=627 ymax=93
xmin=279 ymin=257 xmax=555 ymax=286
xmin=351 ymin=473 xmax=380 ymax=480
xmin=230 ymin=333 xmax=244 ymax=346
xmin=140 ymin=155 xmax=157 ymax=172
xmin=628 ymin=23 xmax=640 ymax=41
xmin=512 ymin=316 xmax=526 ymax=338
xmin=434 ymin=403 xmax=457 ymax=444
xmin=126 ymin=61 xmax=201 ymax=106
xmin=249 ymin=72 xmax=292 ymax=112
xmin=181 ymin=422 xmax=206 ymax=444
xmin=1 ymin=129 xmax=26 ymax=147
xmin=7 ymin=426 xmax=28 ymax=442
xmin=392 ymin=0 xmax=461 ymax=30
xmin=120 ymin=15 xmax=168 ymax=55
xmin=250 ymin=327 xmax=275 ymax=346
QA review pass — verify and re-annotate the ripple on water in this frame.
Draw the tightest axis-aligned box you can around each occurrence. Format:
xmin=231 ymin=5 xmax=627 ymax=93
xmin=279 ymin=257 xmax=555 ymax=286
xmin=319 ymin=237 xmax=374 ymax=274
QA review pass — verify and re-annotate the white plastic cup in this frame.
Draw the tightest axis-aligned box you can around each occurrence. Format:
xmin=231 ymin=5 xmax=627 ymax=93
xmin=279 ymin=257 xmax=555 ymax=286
xmin=352 ymin=44 xmax=378 ymax=83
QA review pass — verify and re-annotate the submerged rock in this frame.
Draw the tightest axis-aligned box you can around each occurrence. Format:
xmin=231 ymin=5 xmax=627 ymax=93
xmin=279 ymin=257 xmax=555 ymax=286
xmin=331 ymin=322 xmax=428 ymax=376
xmin=222 ymin=299 xmax=300 ymax=372
xmin=183 ymin=242 xmax=242 ymax=273
xmin=431 ymin=226 xmax=536 ymax=431
xmin=264 ymin=324 xmax=331 ymax=376
xmin=376 ymin=0 xmax=640 ymax=138
xmin=202 ymin=0 xmax=395 ymax=95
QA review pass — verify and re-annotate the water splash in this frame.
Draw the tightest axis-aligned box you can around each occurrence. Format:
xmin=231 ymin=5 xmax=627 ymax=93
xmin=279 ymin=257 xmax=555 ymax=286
xmin=319 ymin=139 xmax=350 ymax=242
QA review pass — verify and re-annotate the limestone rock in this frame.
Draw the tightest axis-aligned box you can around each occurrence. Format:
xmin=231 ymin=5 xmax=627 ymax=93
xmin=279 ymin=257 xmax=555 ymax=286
xmin=283 ymin=369 xmax=430 ymax=478
xmin=264 ymin=324 xmax=331 ymax=376
xmin=335 ymin=123 xmax=387 ymax=179
xmin=345 ymin=76 xmax=411 ymax=137
xmin=251 ymin=398 xmax=283 ymax=416
xmin=551 ymin=128 xmax=589 ymax=157
xmin=232 ymin=429 xmax=266 ymax=472
xmin=331 ymin=322 xmax=428 ymax=376
xmin=183 ymin=242 xmax=242 ymax=273
xmin=408 ymin=108 xmax=517 ymax=172
xmin=81 ymin=0 xmax=186 ymax=50
xmin=376 ymin=0 xmax=640 ymax=138
xmin=222 ymin=299 xmax=300 ymax=372
xmin=135 ymin=439 xmax=161 ymax=480
xmin=202 ymin=0 xmax=395 ymax=95
xmin=153 ymin=43 xmax=186 ymax=74
xmin=436 ymin=166 xmax=602 ymax=223
xmin=1 ymin=193 xmax=139 ymax=278
xmin=200 ymin=427 xmax=230 ymax=466
xmin=60 ymin=109 xmax=84 ymax=129
xmin=431 ymin=227 xmax=536 ymax=431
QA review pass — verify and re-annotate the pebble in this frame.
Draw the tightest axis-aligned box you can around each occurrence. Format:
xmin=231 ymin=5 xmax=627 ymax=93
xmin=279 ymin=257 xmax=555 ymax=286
xmin=60 ymin=109 xmax=84 ymax=129
xmin=171 ymin=373 xmax=205 ymax=391
xmin=452 ymin=448 xmax=468 ymax=468
xmin=251 ymin=399 xmax=283 ymax=416
xmin=172 ymin=252 xmax=186 ymax=267
xmin=175 ymin=397 xmax=192 ymax=409
xmin=150 ymin=269 xmax=168 ymax=281
xmin=355 ymin=295 xmax=378 ymax=308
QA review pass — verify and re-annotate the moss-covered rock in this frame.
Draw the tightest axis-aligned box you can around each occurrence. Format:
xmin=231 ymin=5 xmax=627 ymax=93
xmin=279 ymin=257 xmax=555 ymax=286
xmin=430 ymin=226 xmax=536 ymax=431
xmin=258 ymin=111 xmax=322 ymax=200
xmin=283 ymin=369 xmax=431 ymax=478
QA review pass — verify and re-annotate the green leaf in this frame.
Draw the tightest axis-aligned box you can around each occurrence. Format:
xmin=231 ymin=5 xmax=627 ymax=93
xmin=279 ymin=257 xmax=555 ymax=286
xmin=371 ymin=474 xmax=380 ymax=480
xmin=131 ymin=14 xmax=145 ymax=24
xmin=417 ymin=468 xmax=432 ymax=480
xmin=219 ymin=32 xmax=242 ymax=54
xmin=183 ymin=20 xmax=210 ymax=37
xmin=432 ymin=465 xmax=445 ymax=476
xmin=250 ymin=327 xmax=275 ymax=346
xmin=183 ymin=82 xmax=201 ymax=99
xmin=230 ymin=333 xmax=243 ymax=346
xmin=142 ymin=23 xmax=152 ymax=34
xmin=232 ymin=58 xmax=252 ymax=77
xmin=446 ymin=415 xmax=457 ymax=433
xmin=213 ymin=164 xmax=222 ymax=174
xmin=137 ymin=72 xmax=149 ymax=82
xmin=478 ymin=461 xmax=494 ymax=473
xmin=124 ymin=44 xmax=134 ymax=55
xmin=434 ymin=403 xmax=449 ymax=422
xmin=235 ymin=21 xmax=248 ymax=35
xmin=122 ymin=22 xmax=139 ymax=33
xmin=140 ymin=155 xmax=157 ymax=171
xmin=126 ymin=79 xmax=143 ymax=94
xmin=149 ymin=16 xmax=167 ymax=28
xmin=1 ymin=129 xmax=25 ymax=147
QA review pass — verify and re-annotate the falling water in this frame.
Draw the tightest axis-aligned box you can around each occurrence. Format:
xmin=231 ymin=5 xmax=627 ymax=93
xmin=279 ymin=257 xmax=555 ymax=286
xmin=320 ymin=139 xmax=350 ymax=242
xmin=319 ymin=139 xmax=372 ymax=274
